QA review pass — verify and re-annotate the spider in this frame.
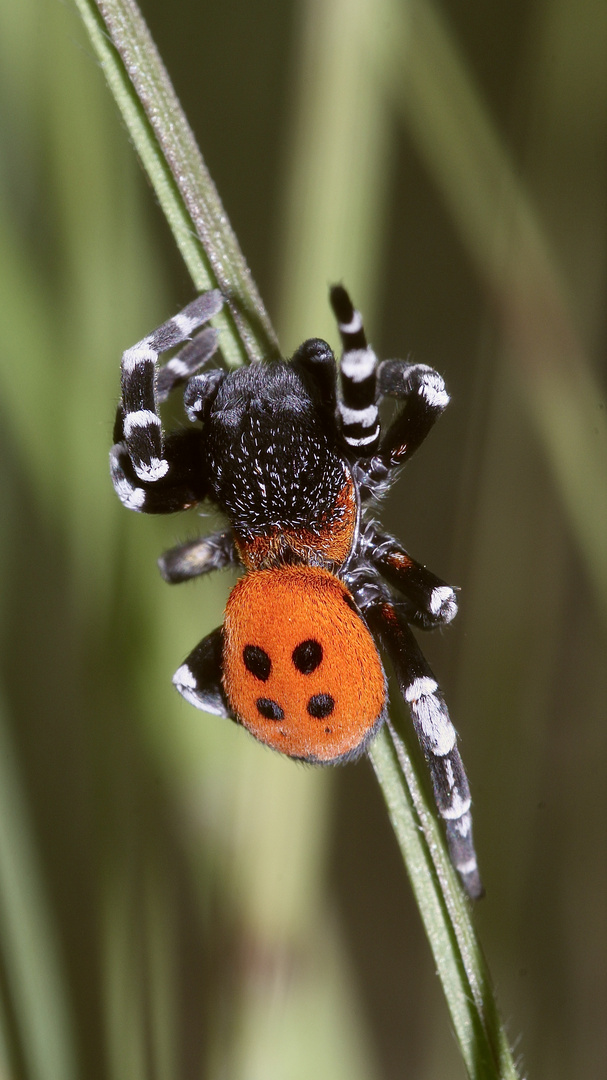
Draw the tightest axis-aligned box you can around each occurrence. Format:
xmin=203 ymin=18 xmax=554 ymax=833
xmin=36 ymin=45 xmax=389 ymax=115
xmin=110 ymin=285 xmax=483 ymax=899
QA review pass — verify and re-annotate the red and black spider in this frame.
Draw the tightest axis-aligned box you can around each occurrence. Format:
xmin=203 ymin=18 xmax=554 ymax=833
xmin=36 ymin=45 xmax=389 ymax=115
xmin=110 ymin=285 xmax=483 ymax=899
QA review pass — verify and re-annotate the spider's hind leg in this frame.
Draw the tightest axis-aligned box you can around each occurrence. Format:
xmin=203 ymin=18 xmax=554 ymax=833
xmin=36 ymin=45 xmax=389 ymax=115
xmin=362 ymin=525 xmax=458 ymax=629
xmin=360 ymin=597 xmax=483 ymax=900
xmin=173 ymin=627 xmax=232 ymax=718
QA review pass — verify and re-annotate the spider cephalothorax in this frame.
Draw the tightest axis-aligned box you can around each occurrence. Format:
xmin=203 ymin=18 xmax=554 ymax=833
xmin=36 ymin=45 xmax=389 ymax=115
xmin=110 ymin=285 xmax=483 ymax=898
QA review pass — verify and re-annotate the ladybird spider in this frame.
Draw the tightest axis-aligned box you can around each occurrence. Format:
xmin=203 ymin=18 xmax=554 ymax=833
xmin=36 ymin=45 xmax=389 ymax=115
xmin=110 ymin=286 xmax=483 ymax=899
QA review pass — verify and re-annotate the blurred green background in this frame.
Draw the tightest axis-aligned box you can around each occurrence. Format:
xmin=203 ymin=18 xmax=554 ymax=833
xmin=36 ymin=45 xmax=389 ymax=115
xmin=0 ymin=0 xmax=605 ymax=1077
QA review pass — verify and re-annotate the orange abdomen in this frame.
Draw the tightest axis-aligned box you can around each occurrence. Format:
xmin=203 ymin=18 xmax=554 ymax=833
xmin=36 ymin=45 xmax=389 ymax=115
xmin=222 ymin=566 xmax=387 ymax=763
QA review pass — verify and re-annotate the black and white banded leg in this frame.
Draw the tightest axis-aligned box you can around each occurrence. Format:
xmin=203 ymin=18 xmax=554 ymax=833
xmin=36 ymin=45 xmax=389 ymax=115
xmin=352 ymin=357 xmax=450 ymax=503
xmin=361 ymin=524 xmax=458 ymax=630
xmin=363 ymin=600 xmax=483 ymax=900
xmin=156 ymin=325 xmax=221 ymax=403
xmin=110 ymin=428 xmax=207 ymax=514
xmin=377 ymin=357 xmax=450 ymax=468
xmin=158 ymin=529 xmax=238 ymax=583
xmin=330 ymin=285 xmax=380 ymax=453
xmin=119 ymin=290 xmax=223 ymax=482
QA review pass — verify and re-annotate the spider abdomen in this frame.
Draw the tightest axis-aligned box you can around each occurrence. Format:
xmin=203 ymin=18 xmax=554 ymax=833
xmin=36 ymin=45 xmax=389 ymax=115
xmin=222 ymin=566 xmax=387 ymax=764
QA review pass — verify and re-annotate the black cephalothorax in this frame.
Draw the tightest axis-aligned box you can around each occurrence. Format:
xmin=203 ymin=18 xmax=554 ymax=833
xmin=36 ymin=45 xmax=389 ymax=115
xmin=203 ymin=362 xmax=349 ymax=537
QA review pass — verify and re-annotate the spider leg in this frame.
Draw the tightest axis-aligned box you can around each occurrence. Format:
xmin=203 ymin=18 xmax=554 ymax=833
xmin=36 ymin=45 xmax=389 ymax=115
xmin=358 ymin=594 xmax=483 ymax=900
xmin=376 ymin=357 xmax=449 ymax=468
xmin=119 ymin=290 xmax=223 ymax=481
xmin=351 ymin=357 xmax=450 ymax=502
xmin=158 ymin=529 xmax=238 ymax=583
xmin=329 ymin=285 xmax=381 ymax=454
xmin=362 ymin=524 xmax=458 ymax=629
xmin=110 ymin=428 xmax=206 ymax=514
xmin=173 ymin=627 xmax=232 ymax=717
xmin=156 ymin=326 xmax=220 ymax=403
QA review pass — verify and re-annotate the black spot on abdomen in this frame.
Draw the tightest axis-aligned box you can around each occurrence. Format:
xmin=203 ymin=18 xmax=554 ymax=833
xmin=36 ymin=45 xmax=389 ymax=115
xmin=292 ymin=639 xmax=323 ymax=674
xmin=256 ymin=698 xmax=284 ymax=721
xmin=243 ymin=645 xmax=271 ymax=681
xmin=307 ymin=694 xmax=335 ymax=719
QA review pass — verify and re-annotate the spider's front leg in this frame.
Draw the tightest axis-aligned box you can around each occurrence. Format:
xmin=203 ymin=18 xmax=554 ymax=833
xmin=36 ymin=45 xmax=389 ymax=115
xmin=361 ymin=596 xmax=483 ymax=900
xmin=353 ymin=355 xmax=451 ymax=499
xmin=330 ymin=284 xmax=381 ymax=454
xmin=328 ymin=285 xmax=449 ymax=490
xmin=111 ymin=428 xmax=209 ymax=514
xmin=111 ymin=291 xmax=223 ymax=514
xmin=119 ymin=290 xmax=222 ymax=480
